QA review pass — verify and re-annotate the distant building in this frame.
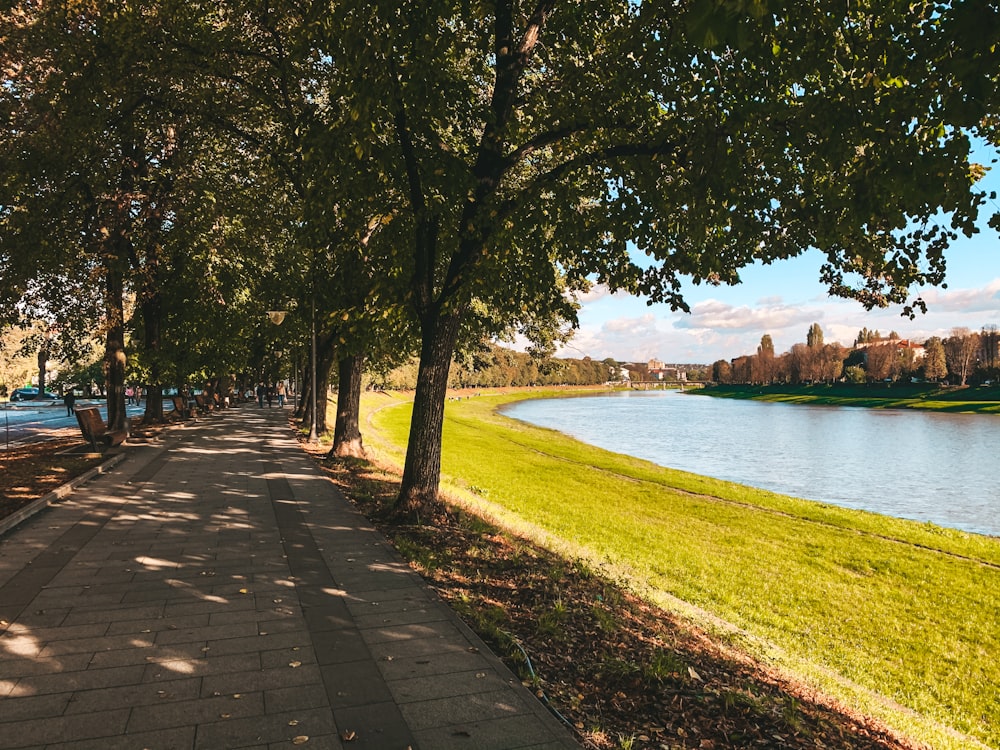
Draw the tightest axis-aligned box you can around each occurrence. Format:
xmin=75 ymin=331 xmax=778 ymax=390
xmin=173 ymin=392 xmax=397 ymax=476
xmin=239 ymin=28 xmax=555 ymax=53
xmin=855 ymin=339 xmax=925 ymax=361
xmin=646 ymin=359 xmax=687 ymax=381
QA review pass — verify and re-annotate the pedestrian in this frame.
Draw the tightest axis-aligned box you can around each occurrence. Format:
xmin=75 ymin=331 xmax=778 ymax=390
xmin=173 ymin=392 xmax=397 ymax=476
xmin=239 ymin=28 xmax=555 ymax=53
xmin=63 ymin=390 xmax=76 ymax=417
xmin=266 ymin=384 xmax=274 ymax=408
xmin=276 ymin=381 xmax=286 ymax=408
xmin=125 ymin=385 xmax=133 ymax=405
xmin=256 ymin=382 xmax=266 ymax=408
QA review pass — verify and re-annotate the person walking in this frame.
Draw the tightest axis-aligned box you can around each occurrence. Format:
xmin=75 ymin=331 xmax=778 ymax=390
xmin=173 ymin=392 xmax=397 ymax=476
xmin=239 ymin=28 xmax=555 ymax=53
xmin=256 ymin=382 xmax=266 ymax=408
xmin=276 ymin=381 xmax=286 ymax=408
xmin=63 ymin=390 xmax=76 ymax=417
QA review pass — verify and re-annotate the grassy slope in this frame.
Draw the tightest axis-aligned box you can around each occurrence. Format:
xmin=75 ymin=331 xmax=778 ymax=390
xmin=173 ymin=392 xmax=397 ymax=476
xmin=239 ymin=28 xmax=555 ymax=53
xmin=360 ymin=388 xmax=1000 ymax=750
xmin=692 ymin=382 xmax=1000 ymax=414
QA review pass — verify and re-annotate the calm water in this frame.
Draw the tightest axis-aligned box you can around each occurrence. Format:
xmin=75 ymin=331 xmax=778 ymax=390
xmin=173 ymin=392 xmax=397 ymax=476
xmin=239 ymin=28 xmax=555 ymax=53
xmin=503 ymin=390 xmax=999 ymax=537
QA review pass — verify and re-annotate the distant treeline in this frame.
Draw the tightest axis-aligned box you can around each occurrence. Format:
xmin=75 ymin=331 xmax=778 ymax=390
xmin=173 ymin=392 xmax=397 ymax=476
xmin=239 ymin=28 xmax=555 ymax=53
xmin=712 ymin=324 xmax=1000 ymax=387
xmin=370 ymin=344 xmax=618 ymax=389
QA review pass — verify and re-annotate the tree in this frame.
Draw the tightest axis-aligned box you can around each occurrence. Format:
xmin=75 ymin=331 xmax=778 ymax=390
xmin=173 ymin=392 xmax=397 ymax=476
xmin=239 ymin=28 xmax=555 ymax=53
xmin=944 ymin=328 xmax=981 ymax=386
xmin=712 ymin=359 xmax=732 ymax=384
xmin=817 ymin=343 xmax=846 ymax=383
xmin=754 ymin=334 xmax=775 ymax=384
xmin=864 ymin=342 xmax=895 ymax=382
xmin=980 ymin=325 xmax=999 ymax=374
xmin=317 ymin=0 xmax=995 ymax=513
xmin=807 ymin=324 xmax=824 ymax=350
xmin=0 ymin=2 xmax=239 ymax=430
xmin=922 ymin=337 xmax=948 ymax=382
xmin=845 ymin=365 xmax=866 ymax=384
xmin=5 ymin=0 xmax=997 ymax=515
xmin=787 ymin=344 xmax=814 ymax=384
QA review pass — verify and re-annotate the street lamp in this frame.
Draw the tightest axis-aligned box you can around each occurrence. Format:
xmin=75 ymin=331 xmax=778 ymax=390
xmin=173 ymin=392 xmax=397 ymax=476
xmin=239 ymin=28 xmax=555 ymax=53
xmin=308 ymin=295 xmax=318 ymax=443
xmin=266 ymin=305 xmax=316 ymax=442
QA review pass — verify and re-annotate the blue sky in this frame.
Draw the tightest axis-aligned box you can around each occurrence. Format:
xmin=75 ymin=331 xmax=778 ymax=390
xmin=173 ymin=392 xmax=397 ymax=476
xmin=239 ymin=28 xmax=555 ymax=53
xmin=563 ymin=145 xmax=1000 ymax=365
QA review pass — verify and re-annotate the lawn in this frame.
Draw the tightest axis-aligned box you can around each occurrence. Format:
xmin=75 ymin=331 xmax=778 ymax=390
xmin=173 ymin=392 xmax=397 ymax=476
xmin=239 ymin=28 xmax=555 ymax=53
xmin=360 ymin=388 xmax=1000 ymax=750
xmin=694 ymin=382 xmax=1000 ymax=414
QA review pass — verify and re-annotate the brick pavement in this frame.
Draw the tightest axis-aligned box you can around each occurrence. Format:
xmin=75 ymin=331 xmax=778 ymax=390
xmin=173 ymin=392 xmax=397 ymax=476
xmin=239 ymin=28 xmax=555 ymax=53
xmin=0 ymin=406 xmax=579 ymax=750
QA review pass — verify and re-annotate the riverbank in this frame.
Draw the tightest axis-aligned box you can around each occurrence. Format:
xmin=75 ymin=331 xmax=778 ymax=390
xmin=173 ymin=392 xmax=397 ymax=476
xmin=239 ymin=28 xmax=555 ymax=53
xmin=692 ymin=382 xmax=1000 ymax=413
xmin=353 ymin=387 xmax=1000 ymax=750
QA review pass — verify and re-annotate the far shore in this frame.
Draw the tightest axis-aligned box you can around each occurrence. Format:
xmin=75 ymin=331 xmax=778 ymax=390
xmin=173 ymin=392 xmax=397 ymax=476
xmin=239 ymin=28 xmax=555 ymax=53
xmin=691 ymin=381 xmax=1000 ymax=413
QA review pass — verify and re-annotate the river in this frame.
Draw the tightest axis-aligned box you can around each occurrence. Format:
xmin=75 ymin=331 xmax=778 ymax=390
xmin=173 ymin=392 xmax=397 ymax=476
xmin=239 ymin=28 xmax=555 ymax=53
xmin=502 ymin=389 xmax=999 ymax=537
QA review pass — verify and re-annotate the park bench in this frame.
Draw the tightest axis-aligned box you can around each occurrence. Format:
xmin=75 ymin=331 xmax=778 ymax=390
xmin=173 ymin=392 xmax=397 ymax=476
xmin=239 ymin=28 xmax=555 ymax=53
xmin=75 ymin=406 xmax=127 ymax=452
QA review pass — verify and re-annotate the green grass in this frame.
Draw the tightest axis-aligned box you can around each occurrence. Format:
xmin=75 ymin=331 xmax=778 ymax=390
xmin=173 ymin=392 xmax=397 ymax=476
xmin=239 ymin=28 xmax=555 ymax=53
xmin=359 ymin=388 xmax=1000 ymax=750
xmin=696 ymin=382 xmax=1000 ymax=414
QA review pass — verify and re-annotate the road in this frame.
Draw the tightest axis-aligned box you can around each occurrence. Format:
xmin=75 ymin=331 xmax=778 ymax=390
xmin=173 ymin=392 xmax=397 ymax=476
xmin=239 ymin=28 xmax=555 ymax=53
xmin=0 ymin=401 xmax=153 ymax=449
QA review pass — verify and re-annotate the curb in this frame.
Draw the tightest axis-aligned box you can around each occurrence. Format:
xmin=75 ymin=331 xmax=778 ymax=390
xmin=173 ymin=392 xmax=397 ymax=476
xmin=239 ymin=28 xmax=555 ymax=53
xmin=0 ymin=451 xmax=128 ymax=537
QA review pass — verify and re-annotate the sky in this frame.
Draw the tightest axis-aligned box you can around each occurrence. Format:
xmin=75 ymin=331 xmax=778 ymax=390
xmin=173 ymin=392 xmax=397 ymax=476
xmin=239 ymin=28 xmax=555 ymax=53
xmin=561 ymin=145 xmax=1000 ymax=366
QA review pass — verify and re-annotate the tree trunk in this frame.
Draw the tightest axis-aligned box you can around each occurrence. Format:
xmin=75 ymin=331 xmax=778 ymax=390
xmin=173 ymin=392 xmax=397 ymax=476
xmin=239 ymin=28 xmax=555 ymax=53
xmin=315 ymin=338 xmax=336 ymax=435
xmin=104 ymin=253 xmax=128 ymax=434
xmin=395 ymin=308 xmax=462 ymax=516
xmin=140 ymin=292 xmax=165 ymax=422
xmin=296 ymin=349 xmax=308 ymax=420
xmin=301 ymin=332 xmax=335 ymax=435
xmin=330 ymin=352 xmax=365 ymax=458
xmin=37 ymin=347 xmax=48 ymax=395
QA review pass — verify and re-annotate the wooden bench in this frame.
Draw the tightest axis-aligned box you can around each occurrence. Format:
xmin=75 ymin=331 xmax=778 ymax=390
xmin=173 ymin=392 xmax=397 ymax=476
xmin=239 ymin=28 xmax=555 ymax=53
xmin=75 ymin=406 xmax=127 ymax=452
xmin=194 ymin=394 xmax=214 ymax=413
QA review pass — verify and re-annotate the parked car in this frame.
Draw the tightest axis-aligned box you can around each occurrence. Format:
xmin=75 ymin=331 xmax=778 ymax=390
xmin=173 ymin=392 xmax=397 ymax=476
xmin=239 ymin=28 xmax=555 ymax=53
xmin=9 ymin=387 xmax=60 ymax=402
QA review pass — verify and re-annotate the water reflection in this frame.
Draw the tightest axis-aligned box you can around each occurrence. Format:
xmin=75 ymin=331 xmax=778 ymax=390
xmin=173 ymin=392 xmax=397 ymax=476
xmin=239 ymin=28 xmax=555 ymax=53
xmin=503 ymin=390 xmax=999 ymax=537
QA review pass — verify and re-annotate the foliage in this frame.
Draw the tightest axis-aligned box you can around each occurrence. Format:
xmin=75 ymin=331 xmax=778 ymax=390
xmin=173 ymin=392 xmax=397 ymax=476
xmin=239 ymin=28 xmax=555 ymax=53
xmin=4 ymin=0 xmax=1000 ymax=502
xmin=370 ymin=345 xmax=614 ymax=390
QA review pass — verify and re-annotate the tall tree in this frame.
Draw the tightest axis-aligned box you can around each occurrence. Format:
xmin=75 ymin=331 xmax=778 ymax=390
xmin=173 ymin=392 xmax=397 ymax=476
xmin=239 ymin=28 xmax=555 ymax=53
xmin=944 ymin=327 xmax=981 ymax=386
xmin=755 ymin=334 xmax=775 ymax=384
xmin=317 ymin=0 xmax=995 ymax=513
xmin=0 ymin=1 xmax=215 ymax=432
xmin=980 ymin=324 xmax=999 ymax=372
xmin=922 ymin=336 xmax=948 ymax=382
xmin=806 ymin=323 xmax=824 ymax=350
xmin=712 ymin=359 xmax=732 ymax=384
xmin=864 ymin=342 xmax=895 ymax=382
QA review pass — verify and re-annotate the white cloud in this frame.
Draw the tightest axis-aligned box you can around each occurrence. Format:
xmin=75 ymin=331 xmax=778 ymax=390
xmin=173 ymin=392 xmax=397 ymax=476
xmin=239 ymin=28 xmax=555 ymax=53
xmin=570 ymin=283 xmax=635 ymax=305
xmin=561 ymin=273 xmax=1000 ymax=364
xmin=675 ymin=298 xmax=814 ymax=333
xmin=603 ymin=312 xmax=657 ymax=333
xmin=914 ymin=279 xmax=1000 ymax=314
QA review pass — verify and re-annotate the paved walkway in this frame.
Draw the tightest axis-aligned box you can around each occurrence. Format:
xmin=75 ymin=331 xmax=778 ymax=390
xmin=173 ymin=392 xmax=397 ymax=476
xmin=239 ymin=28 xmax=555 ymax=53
xmin=0 ymin=406 xmax=579 ymax=750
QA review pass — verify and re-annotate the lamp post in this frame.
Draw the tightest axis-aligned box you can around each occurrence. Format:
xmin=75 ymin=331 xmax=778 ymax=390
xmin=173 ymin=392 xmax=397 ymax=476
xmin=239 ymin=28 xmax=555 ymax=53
xmin=266 ymin=310 xmax=287 ymax=406
xmin=308 ymin=294 xmax=318 ymax=443
xmin=267 ymin=305 xmax=316 ymax=442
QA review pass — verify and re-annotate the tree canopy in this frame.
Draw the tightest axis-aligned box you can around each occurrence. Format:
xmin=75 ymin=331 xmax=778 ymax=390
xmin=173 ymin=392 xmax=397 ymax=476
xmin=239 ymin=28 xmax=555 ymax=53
xmin=2 ymin=0 xmax=999 ymax=510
